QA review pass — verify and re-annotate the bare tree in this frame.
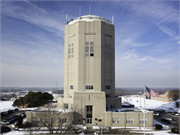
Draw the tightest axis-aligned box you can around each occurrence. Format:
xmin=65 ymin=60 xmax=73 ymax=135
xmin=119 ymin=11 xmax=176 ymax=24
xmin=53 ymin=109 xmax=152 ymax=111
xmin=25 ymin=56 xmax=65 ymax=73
xmin=35 ymin=105 xmax=72 ymax=134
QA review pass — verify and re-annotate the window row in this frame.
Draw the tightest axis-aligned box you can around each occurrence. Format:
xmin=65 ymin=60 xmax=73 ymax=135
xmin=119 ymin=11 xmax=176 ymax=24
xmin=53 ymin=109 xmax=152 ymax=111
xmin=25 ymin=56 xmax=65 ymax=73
xmin=32 ymin=118 xmax=40 ymax=123
xmin=112 ymin=118 xmax=148 ymax=124
xmin=86 ymin=42 xmax=94 ymax=45
xmin=86 ymin=53 xmax=94 ymax=57
xmin=68 ymin=48 xmax=74 ymax=54
xmin=112 ymin=118 xmax=120 ymax=123
xmin=140 ymin=118 xmax=147 ymax=124
xmin=126 ymin=118 xmax=134 ymax=123
xmin=69 ymin=85 xmax=110 ymax=90
xmin=106 ymin=85 xmax=111 ymax=89
xmin=69 ymin=43 xmax=74 ymax=47
xmin=106 ymin=43 xmax=111 ymax=48
xmin=86 ymin=85 xmax=93 ymax=89
xmin=86 ymin=46 xmax=94 ymax=52
xmin=68 ymin=54 xmax=74 ymax=58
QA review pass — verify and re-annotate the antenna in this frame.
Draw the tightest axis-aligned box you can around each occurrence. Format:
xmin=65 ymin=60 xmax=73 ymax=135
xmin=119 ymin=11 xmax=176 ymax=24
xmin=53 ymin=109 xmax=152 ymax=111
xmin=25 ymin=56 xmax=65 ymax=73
xmin=112 ymin=15 xmax=114 ymax=24
xmin=89 ymin=4 xmax=91 ymax=15
xmin=79 ymin=6 xmax=81 ymax=17
xmin=66 ymin=14 xmax=68 ymax=24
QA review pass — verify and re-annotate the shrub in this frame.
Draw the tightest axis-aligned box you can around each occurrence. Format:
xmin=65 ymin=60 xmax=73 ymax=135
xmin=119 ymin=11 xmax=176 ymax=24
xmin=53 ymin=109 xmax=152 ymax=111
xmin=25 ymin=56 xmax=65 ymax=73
xmin=154 ymin=124 xmax=162 ymax=130
xmin=171 ymin=128 xmax=179 ymax=134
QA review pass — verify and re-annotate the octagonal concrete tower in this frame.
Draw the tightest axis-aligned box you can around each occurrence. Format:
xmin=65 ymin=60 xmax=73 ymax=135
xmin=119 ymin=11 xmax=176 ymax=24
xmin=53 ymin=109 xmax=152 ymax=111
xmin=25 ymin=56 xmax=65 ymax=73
xmin=58 ymin=14 xmax=121 ymax=125
xmin=64 ymin=14 xmax=115 ymax=98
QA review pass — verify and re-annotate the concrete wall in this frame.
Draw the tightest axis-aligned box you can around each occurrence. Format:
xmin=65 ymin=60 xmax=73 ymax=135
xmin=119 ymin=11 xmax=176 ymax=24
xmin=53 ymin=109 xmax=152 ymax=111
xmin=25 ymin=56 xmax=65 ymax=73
xmin=105 ymin=111 xmax=153 ymax=127
xmin=73 ymin=91 xmax=106 ymax=125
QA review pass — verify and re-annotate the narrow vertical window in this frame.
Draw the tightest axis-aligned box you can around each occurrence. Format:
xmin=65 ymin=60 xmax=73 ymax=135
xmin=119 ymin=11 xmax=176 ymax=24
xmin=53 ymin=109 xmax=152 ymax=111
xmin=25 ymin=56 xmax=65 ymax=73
xmin=72 ymin=48 xmax=74 ymax=53
xmin=89 ymin=95 xmax=90 ymax=100
xmin=69 ymin=48 xmax=71 ymax=54
xmin=86 ymin=46 xmax=89 ymax=52
xmin=90 ymin=46 xmax=94 ymax=52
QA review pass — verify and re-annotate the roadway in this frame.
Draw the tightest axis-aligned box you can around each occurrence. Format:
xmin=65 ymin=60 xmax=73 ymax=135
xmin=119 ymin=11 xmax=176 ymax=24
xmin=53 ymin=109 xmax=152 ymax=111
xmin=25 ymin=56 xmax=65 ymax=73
xmin=154 ymin=112 xmax=179 ymax=129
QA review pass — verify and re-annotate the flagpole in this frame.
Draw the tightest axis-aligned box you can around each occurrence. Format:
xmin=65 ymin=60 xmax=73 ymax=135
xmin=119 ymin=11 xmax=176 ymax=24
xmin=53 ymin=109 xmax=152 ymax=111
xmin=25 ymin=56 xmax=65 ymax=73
xmin=144 ymin=84 xmax=146 ymax=135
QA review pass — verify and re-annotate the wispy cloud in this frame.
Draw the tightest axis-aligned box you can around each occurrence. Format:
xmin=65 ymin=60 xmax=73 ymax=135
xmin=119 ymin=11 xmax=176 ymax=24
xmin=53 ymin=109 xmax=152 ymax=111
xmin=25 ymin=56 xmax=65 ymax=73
xmin=122 ymin=39 xmax=149 ymax=47
xmin=122 ymin=49 xmax=172 ymax=64
xmin=120 ymin=1 xmax=179 ymax=37
xmin=1 ymin=0 xmax=65 ymax=37
xmin=154 ymin=22 xmax=176 ymax=37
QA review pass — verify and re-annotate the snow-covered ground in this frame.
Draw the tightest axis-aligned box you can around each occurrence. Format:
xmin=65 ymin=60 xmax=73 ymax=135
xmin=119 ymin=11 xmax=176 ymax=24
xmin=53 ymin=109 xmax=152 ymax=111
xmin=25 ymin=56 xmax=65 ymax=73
xmin=122 ymin=95 xmax=168 ymax=108
xmin=0 ymin=101 xmax=15 ymax=112
xmin=121 ymin=95 xmax=180 ymax=112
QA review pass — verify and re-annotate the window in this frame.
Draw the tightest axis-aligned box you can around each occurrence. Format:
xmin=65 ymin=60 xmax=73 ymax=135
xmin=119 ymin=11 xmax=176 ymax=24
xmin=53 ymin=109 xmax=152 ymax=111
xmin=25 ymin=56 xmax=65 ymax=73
xmin=90 ymin=53 xmax=94 ymax=57
xmin=105 ymin=43 xmax=111 ymax=58
xmin=140 ymin=118 xmax=147 ymax=124
xmin=72 ymin=54 xmax=74 ymax=58
xmin=86 ymin=85 xmax=93 ymax=89
xmin=72 ymin=48 xmax=74 ymax=53
xmin=90 ymin=42 xmax=94 ymax=45
xmin=85 ymin=42 xmax=94 ymax=57
xmin=126 ymin=118 xmax=133 ymax=123
xmin=69 ymin=44 xmax=71 ymax=47
xmin=86 ymin=46 xmax=89 ymax=52
xmin=72 ymin=43 xmax=74 ymax=46
xmin=111 ymin=104 xmax=115 ymax=109
xmin=112 ymin=118 xmax=120 ymax=124
xmin=59 ymin=118 xmax=67 ymax=124
xmin=64 ymin=103 xmax=68 ymax=109
xmin=90 ymin=46 xmax=94 ymax=52
xmin=32 ymin=118 xmax=40 ymax=123
xmin=69 ymin=85 xmax=73 ymax=89
xmin=89 ymin=95 xmax=91 ymax=100
xmin=68 ymin=55 xmax=71 ymax=58
xmin=106 ymin=94 xmax=110 ymax=98
xmin=69 ymin=48 xmax=71 ymax=54
xmin=106 ymin=85 xmax=111 ymax=89
xmin=46 ymin=118 xmax=53 ymax=123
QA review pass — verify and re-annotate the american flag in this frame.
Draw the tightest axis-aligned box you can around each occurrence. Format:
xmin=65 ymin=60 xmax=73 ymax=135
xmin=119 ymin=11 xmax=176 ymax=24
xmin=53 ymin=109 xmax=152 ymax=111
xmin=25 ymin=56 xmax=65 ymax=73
xmin=145 ymin=86 xmax=159 ymax=99
xmin=145 ymin=86 xmax=151 ymax=99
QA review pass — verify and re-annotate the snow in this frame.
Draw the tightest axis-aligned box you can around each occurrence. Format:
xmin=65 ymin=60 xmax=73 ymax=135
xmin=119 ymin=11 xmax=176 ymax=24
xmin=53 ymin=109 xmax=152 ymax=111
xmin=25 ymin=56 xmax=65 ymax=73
xmin=154 ymin=99 xmax=180 ymax=112
xmin=0 ymin=101 xmax=14 ymax=112
xmin=121 ymin=95 xmax=180 ymax=112
xmin=122 ymin=95 xmax=168 ymax=108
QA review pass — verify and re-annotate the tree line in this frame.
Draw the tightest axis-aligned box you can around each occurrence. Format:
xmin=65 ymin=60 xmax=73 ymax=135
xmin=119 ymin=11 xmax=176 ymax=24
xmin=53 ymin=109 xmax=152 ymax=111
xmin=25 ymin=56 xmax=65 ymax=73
xmin=13 ymin=91 xmax=53 ymax=108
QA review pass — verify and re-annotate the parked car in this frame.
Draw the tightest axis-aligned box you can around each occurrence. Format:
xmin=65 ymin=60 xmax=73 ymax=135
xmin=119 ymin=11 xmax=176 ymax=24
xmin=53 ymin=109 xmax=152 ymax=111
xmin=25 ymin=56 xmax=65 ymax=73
xmin=154 ymin=112 xmax=160 ymax=116
xmin=161 ymin=117 xmax=174 ymax=121
xmin=175 ymin=113 xmax=180 ymax=116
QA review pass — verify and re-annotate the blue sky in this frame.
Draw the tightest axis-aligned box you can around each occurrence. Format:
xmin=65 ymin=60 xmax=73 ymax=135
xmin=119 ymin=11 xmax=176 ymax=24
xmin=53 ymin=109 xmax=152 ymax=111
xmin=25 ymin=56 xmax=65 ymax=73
xmin=0 ymin=0 xmax=179 ymax=88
